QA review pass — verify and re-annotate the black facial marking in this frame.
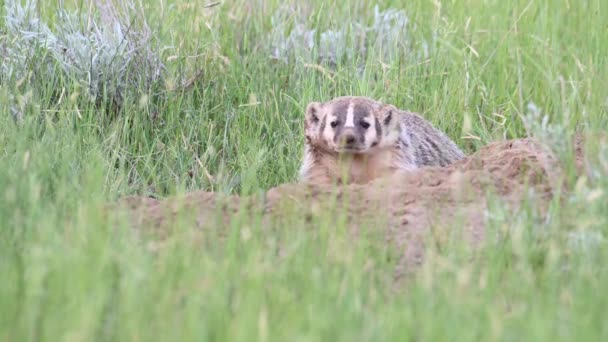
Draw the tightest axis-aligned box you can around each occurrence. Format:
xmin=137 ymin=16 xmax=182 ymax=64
xmin=371 ymin=141 xmax=379 ymax=147
xmin=332 ymin=101 xmax=350 ymax=121
xmin=383 ymin=110 xmax=393 ymax=126
xmin=311 ymin=112 xmax=319 ymax=124
xmin=308 ymin=105 xmax=319 ymax=123
xmin=374 ymin=118 xmax=382 ymax=138
xmin=353 ymin=104 xmax=368 ymax=122
xmin=353 ymin=104 xmax=371 ymax=143
xmin=319 ymin=114 xmax=327 ymax=134
xmin=333 ymin=118 xmax=343 ymax=143
xmin=330 ymin=101 xmax=350 ymax=140
xmin=332 ymin=101 xmax=349 ymax=133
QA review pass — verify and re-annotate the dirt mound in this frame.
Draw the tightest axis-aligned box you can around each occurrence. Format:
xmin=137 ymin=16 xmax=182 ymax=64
xmin=115 ymin=135 xmax=593 ymax=277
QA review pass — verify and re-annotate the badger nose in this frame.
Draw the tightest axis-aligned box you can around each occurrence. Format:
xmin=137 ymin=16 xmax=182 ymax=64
xmin=339 ymin=132 xmax=357 ymax=146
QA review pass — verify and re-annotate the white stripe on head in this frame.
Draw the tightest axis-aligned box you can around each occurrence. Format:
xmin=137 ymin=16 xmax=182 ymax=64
xmin=344 ymin=102 xmax=355 ymax=128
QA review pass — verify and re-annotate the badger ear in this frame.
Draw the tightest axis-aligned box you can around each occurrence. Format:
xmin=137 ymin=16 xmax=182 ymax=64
xmin=380 ymin=104 xmax=397 ymax=126
xmin=305 ymin=102 xmax=322 ymax=127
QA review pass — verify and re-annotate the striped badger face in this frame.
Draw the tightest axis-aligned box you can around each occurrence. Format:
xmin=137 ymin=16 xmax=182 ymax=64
xmin=304 ymin=96 xmax=401 ymax=154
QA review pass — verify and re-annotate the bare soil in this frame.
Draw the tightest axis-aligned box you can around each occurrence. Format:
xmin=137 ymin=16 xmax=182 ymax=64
xmin=114 ymin=134 xmax=596 ymax=277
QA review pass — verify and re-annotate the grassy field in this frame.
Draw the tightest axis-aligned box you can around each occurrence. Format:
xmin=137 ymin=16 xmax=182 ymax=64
xmin=1 ymin=0 xmax=607 ymax=340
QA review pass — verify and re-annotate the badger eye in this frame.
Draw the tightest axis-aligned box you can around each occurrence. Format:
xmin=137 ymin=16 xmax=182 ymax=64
xmin=360 ymin=121 xmax=371 ymax=129
xmin=330 ymin=120 xmax=339 ymax=128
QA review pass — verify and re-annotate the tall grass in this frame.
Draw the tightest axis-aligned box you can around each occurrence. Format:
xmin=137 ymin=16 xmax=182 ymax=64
xmin=1 ymin=0 xmax=607 ymax=340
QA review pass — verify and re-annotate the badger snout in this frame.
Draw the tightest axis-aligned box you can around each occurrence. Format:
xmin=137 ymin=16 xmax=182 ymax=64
xmin=343 ymin=133 xmax=356 ymax=145
xmin=335 ymin=129 xmax=363 ymax=151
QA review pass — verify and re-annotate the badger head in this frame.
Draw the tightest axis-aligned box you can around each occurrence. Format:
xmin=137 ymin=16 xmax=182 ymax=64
xmin=304 ymin=96 xmax=401 ymax=154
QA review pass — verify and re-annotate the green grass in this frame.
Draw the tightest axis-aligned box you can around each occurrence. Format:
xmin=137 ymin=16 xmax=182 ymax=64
xmin=1 ymin=0 xmax=608 ymax=340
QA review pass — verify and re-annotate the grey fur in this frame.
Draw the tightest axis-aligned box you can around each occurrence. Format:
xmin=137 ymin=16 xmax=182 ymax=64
xmin=400 ymin=110 xmax=466 ymax=167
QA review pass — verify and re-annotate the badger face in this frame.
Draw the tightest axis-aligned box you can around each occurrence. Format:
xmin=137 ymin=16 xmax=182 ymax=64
xmin=304 ymin=96 xmax=401 ymax=154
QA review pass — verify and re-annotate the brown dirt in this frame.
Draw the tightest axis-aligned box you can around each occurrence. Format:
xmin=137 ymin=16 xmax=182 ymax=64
xmin=113 ymin=134 xmax=597 ymax=278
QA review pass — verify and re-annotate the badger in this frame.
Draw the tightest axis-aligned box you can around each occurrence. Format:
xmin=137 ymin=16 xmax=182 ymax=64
xmin=299 ymin=96 xmax=465 ymax=185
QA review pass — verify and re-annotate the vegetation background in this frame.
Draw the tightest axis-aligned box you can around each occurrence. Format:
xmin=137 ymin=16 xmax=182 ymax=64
xmin=1 ymin=0 xmax=607 ymax=340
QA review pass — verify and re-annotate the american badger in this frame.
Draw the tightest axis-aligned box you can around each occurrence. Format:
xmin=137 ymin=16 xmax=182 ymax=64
xmin=299 ymin=96 xmax=465 ymax=185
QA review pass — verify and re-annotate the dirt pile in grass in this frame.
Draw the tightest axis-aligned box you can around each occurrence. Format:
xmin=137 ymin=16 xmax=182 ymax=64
xmin=115 ymin=135 xmax=593 ymax=276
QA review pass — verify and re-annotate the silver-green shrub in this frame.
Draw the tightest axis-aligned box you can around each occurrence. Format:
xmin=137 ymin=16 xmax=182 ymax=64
xmin=2 ymin=0 xmax=164 ymax=114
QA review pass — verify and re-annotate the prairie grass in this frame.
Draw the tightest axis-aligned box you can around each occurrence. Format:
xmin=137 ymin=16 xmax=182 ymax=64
xmin=1 ymin=0 xmax=607 ymax=340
